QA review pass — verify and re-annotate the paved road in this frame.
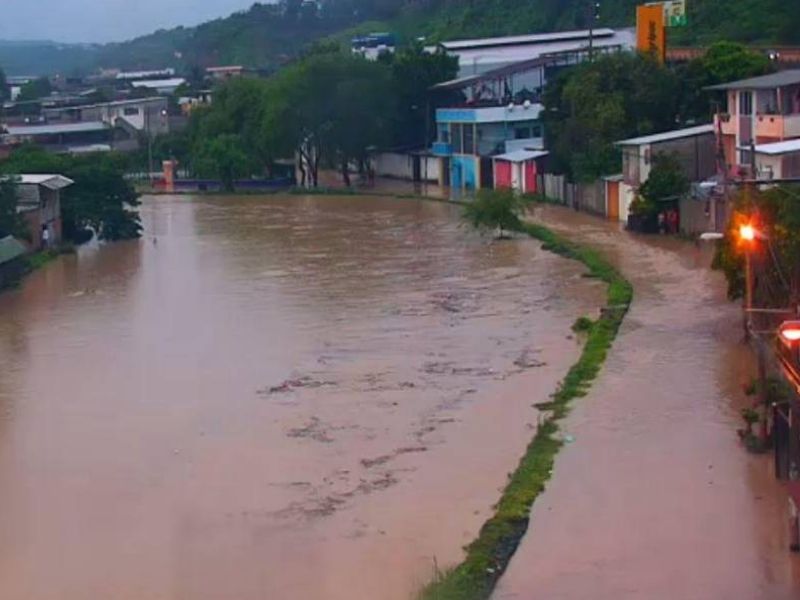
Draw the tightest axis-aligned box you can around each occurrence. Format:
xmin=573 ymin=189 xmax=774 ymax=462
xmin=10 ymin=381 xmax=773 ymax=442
xmin=494 ymin=205 xmax=800 ymax=600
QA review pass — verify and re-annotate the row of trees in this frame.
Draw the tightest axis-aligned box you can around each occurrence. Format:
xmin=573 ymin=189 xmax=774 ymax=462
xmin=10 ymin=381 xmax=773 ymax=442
xmin=184 ymin=44 xmax=457 ymax=190
xmin=543 ymin=42 xmax=773 ymax=182
xmin=0 ymin=147 xmax=142 ymax=243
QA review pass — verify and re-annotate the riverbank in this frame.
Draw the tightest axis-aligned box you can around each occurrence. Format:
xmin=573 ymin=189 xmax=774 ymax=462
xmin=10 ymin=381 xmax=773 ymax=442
xmin=493 ymin=205 xmax=800 ymax=600
xmin=0 ymin=247 xmax=67 ymax=293
xmin=419 ymin=213 xmax=632 ymax=600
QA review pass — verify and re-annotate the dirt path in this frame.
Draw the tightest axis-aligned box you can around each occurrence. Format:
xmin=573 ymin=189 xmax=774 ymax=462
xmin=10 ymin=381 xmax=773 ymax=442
xmin=493 ymin=205 xmax=800 ymax=600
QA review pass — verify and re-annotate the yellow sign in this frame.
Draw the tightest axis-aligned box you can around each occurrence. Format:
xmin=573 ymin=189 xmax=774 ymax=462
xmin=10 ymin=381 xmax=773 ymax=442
xmin=637 ymin=4 xmax=666 ymax=63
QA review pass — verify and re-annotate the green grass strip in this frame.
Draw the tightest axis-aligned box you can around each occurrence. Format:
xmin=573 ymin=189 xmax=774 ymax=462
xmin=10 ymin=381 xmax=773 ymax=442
xmin=418 ymin=220 xmax=633 ymax=600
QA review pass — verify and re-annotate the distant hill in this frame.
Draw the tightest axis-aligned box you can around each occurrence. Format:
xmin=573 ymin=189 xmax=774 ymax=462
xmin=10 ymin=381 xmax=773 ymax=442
xmin=2 ymin=0 xmax=798 ymax=76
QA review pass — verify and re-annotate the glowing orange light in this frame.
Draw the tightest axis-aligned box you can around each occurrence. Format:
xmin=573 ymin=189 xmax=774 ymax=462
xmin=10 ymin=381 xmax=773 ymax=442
xmin=740 ymin=224 xmax=756 ymax=242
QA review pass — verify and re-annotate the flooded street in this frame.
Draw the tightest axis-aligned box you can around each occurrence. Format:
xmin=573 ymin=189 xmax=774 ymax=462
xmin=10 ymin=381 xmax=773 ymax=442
xmin=0 ymin=194 xmax=604 ymax=600
xmin=494 ymin=205 xmax=800 ymax=600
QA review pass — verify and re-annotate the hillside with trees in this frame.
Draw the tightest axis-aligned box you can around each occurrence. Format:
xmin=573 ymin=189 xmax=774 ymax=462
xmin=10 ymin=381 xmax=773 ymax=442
xmin=1 ymin=0 xmax=798 ymax=76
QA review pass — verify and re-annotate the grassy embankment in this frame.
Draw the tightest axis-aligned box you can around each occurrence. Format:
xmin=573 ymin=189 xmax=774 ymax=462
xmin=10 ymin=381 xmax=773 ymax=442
xmin=0 ymin=249 xmax=67 ymax=293
xmin=419 ymin=219 xmax=633 ymax=600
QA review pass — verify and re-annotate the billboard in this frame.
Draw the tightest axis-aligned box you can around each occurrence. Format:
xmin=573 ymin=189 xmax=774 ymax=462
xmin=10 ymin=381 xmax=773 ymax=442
xmin=636 ymin=4 xmax=666 ymax=64
xmin=662 ymin=0 xmax=688 ymax=27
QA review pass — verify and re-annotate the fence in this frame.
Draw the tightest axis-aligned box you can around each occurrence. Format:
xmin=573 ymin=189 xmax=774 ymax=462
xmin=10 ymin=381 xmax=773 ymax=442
xmin=539 ymin=174 xmax=607 ymax=216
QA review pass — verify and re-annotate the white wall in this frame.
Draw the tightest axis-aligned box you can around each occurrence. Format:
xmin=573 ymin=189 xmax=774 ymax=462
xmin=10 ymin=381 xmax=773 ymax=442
xmin=373 ymin=152 xmax=440 ymax=182
xmin=619 ymin=181 xmax=636 ymax=223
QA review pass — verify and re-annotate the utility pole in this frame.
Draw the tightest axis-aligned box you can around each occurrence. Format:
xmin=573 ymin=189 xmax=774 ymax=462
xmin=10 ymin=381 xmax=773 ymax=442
xmin=588 ymin=0 xmax=600 ymax=61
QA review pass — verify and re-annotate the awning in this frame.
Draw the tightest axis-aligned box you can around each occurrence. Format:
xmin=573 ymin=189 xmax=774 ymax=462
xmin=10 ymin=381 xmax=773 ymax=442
xmin=493 ymin=149 xmax=549 ymax=163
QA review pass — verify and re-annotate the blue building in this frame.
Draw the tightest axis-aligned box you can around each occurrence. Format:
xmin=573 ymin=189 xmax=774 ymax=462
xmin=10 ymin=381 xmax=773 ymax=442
xmin=432 ymin=104 xmax=543 ymax=191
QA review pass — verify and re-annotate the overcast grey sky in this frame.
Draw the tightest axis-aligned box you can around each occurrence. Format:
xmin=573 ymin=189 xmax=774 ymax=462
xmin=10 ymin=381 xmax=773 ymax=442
xmin=1 ymin=0 xmax=259 ymax=43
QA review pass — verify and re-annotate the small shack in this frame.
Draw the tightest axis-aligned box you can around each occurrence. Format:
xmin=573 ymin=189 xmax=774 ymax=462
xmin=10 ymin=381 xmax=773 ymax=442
xmin=493 ymin=150 xmax=548 ymax=194
xmin=0 ymin=235 xmax=27 ymax=288
xmin=15 ymin=174 xmax=74 ymax=249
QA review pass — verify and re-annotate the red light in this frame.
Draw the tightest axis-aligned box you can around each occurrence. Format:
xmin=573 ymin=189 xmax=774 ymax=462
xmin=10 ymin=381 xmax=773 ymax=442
xmin=779 ymin=321 xmax=800 ymax=345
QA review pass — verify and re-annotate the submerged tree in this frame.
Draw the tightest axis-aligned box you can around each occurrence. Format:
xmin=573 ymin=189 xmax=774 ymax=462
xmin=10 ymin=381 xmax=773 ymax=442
xmin=462 ymin=188 xmax=530 ymax=239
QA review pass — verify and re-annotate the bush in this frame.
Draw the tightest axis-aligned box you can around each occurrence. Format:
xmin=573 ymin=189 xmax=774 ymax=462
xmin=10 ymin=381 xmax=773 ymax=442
xmin=462 ymin=189 xmax=530 ymax=239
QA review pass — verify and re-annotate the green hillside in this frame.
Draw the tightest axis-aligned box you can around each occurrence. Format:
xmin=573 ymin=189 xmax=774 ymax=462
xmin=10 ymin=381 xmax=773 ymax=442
xmin=2 ymin=0 xmax=798 ymax=76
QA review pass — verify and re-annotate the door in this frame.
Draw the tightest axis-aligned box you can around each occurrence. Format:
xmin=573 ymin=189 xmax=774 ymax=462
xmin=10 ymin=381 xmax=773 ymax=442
xmin=606 ymin=180 xmax=620 ymax=221
xmin=451 ymin=160 xmax=462 ymax=190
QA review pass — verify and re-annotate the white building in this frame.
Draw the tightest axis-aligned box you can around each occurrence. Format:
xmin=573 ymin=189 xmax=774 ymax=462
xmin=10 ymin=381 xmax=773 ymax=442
xmin=131 ymin=78 xmax=186 ymax=96
xmin=753 ymin=139 xmax=800 ymax=180
xmin=428 ymin=28 xmax=636 ymax=77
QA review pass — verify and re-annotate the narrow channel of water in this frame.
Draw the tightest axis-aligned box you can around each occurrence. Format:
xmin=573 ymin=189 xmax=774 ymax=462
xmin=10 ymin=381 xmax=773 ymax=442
xmin=0 ymin=194 xmax=603 ymax=600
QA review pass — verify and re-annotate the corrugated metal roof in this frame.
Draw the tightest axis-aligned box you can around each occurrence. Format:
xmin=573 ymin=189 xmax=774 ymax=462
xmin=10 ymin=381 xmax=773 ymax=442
xmin=17 ymin=174 xmax=75 ymax=190
xmin=494 ymin=149 xmax=549 ymax=162
xmin=439 ymin=29 xmax=617 ymax=51
xmin=131 ymin=78 xmax=186 ymax=89
xmin=753 ymin=139 xmax=800 ymax=155
xmin=615 ymin=124 xmax=714 ymax=146
xmin=706 ymin=69 xmax=800 ymax=91
xmin=5 ymin=121 xmax=109 ymax=136
xmin=0 ymin=236 xmax=27 ymax=265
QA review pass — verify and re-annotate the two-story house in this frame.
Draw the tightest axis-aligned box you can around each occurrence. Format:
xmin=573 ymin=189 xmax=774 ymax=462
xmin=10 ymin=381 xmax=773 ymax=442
xmin=709 ymin=70 xmax=800 ymax=179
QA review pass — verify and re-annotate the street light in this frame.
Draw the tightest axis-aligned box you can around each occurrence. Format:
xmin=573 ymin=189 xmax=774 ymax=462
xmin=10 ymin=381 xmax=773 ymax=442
xmin=740 ymin=223 xmax=756 ymax=242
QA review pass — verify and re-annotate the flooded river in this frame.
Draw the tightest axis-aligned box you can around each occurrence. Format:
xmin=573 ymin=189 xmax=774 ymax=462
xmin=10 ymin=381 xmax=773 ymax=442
xmin=0 ymin=194 xmax=603 ymax=600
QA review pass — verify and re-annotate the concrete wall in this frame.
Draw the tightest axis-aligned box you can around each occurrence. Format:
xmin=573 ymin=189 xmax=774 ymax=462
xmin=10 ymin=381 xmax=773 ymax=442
xmin=373 ymin=152 xmax=440 ymax=182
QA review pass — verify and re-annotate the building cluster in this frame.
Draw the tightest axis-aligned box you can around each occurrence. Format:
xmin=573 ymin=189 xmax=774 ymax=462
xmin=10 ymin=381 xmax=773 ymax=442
xmin=0 ymin=64 xmax=259 ymax=157
xmin=365 ymin=25 xmax=800 ymax=237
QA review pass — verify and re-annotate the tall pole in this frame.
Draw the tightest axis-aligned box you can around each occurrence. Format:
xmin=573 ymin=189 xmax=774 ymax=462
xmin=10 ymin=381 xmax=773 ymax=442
xmin=745 ymin=247 xmax=753 ymax=341
xmin=147 ymin=106 xmax=154 ymax=186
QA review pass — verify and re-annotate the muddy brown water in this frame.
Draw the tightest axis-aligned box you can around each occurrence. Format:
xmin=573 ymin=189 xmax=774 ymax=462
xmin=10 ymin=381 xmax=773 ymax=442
xmin=494 ymin=205 xmax=800 ymax=600
xmin=0 ymin=195 xmax=604 ymax=600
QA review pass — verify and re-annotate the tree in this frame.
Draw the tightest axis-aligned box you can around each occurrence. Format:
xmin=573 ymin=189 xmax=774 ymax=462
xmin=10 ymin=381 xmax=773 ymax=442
xmin=194 ymin=134 xmax=251 ymax=192
xmin=0 ymin=146 xmax=142 ymax=243
xmin=0 ymin=68 xmax=8 ymax=103
xmin=17 ymin=77 xmax=52 ymax=102
xmin=543 ymin=53 xmax=680 ymax=182
xmin=380 ymin=44 xmax=459 ymax=148
xmin=635 ymin=152 xmax=691 ymax=218
xmin=0 ymin=176 xmax=27 ymax=240
xmin=462 ymin=188 xmax=530 ymax=239
xmin=677 ymin=41 xmax=774 ymax=122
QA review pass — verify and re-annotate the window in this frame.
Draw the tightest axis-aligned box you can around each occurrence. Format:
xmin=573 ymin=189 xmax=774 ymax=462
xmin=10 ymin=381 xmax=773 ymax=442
xmin=451 ymin=123 xmax=463 ymax=154
xmin=463 ymin=124 xmax=475 ymax=155
xmin=439 ymin=124 xmax=450 ymax=144
xmin=514 ymin=127 xmax=531 ymax=140
xmin=124 ymin=107 xmax=140 ymax=116
xmin=739 ymin=91 xmax=753 ymax=116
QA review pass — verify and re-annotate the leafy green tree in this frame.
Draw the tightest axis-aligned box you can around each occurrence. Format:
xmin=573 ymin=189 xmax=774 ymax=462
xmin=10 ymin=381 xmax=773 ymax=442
xmin=677 ymin=41 xmax=774 ymax=122
xmin=0 ymin=176 xmax=28 ymax=240
xmin=17 ymin=77 xmax=52 ymax=102
xmin=0 ymin=67 xmax=9 ymax=103
xmin=194 ymin=134 xmax=251 ymax=192
xmin=543 ymin=53 xmax=680 ymax=182
xmin=380 ymin=44 xmax=459 ymax=148
xmin=636 ymin=153 xmax=691 ymax=217
xmin=462 ymin=188 xmax=530 ymax=239
xmin=0 ymin=146 xmax=142 ymax=242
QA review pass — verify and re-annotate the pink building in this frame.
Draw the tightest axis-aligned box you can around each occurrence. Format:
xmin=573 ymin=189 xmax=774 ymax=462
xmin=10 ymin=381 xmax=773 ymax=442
xmin=709 ymin=70 xmax=800 ymax=178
